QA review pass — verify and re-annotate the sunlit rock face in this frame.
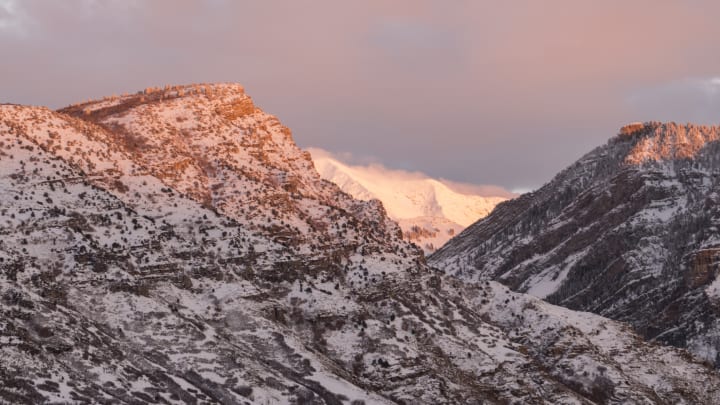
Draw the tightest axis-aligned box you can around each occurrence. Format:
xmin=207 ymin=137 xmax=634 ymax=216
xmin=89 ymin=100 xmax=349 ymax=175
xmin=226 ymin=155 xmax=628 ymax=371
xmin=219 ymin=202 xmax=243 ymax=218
xmin=431 ymin=121 xmax=720 ymax=367
xmin=624 ymin=122 xmax=720 ymax=164
xmin=2 ymin=94 xmax=720 ymax=404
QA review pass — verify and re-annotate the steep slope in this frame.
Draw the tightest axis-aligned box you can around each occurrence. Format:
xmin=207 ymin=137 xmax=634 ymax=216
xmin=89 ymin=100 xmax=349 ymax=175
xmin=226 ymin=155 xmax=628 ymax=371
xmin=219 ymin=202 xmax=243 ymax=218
xmin=0 ymin=104 xmax=385 ymax=404
xmin=1 ymin=92 xmax=719 ymax=404
xmin=311 ymin=151 xmax=509 ymax=253
xmin=431 ymin=122 xmax=720 ymax=366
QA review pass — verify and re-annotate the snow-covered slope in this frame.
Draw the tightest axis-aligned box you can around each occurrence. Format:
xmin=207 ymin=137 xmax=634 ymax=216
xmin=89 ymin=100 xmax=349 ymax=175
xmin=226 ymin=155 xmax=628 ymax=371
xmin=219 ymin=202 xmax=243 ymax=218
xmin=1 ymin=91 xmax=719 ymax=403
xmin=431 ymin=121 xmax=720 ymax=367
xmin=311 ymin=150 xmax=510 ymax=253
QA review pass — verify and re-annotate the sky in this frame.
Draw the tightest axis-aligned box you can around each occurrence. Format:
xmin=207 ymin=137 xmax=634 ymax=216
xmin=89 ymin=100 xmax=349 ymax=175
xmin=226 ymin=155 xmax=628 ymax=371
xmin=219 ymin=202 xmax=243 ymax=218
xmin=2 ymin=0 xmax=720 ymax=192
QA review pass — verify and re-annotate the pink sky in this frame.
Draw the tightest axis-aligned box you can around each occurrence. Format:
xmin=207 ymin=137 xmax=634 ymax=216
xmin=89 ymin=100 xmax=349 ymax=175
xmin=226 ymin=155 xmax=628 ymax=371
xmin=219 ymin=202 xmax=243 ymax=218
xmin=2 ymin=0 xmax=720 ymax=190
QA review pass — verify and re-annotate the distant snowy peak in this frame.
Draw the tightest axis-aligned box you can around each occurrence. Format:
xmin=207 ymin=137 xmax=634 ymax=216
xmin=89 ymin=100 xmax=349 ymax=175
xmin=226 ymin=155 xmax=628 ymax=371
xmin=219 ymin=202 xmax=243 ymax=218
xmin=314 ymin=159 xmax=376 ymax=201
xmin=311 ymin=150 xmax=510 ymax=226
xmin=311 ymin=149 xmax=512 ymax=252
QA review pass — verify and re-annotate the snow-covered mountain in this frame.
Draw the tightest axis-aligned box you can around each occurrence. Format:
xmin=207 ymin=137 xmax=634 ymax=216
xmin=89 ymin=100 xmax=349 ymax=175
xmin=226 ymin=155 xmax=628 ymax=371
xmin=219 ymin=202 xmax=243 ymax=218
xmin=1 ymin=89 xmax=719 ymax=404
xmin=311 ymin=150 xmax=511 ymax=253
xmin=431 ymin=121 xmax=720 ymax=367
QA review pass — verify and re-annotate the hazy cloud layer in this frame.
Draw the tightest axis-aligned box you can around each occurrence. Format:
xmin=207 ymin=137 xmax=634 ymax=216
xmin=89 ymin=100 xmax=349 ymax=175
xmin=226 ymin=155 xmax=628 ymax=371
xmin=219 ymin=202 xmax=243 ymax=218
xmin=308 ymin=147 xmax=516 ymax=198
xmin=626 ymin=78 xmax=720 ymax=125
xmin=2 ymin=0 xmax=720 ymax=189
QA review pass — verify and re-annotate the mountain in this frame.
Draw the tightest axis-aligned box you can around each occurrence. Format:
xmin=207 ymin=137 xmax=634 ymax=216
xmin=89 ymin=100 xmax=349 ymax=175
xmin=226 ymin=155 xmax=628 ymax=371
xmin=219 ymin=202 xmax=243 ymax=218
xmin=311 ymin=150 xmax=510 ymax=253
xmin=1 ymin=89 xmax=719 ymax=404
xmin=431 ymin=121 xmax=720 ymax=367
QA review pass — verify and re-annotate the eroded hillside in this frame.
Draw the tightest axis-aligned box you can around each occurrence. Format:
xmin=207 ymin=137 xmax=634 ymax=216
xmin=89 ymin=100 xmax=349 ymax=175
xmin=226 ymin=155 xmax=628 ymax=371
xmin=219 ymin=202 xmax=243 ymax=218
xmin=0 ymin=90 xmax=718 ymax=404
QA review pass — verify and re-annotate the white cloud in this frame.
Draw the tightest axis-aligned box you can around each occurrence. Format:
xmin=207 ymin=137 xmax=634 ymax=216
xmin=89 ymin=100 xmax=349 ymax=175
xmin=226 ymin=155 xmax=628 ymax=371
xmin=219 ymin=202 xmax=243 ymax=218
xmin=511 ymin=187 xmax=535 ymax=195
xmin=625 ymin=77 xmax=720 ymax=125
xmin=308 ymin=147 xmax=515 ymax=198
xmin=0 ymin=0 xmax=26 ymax=35
xmin=705 ymin=77 xmax=720 ymax=93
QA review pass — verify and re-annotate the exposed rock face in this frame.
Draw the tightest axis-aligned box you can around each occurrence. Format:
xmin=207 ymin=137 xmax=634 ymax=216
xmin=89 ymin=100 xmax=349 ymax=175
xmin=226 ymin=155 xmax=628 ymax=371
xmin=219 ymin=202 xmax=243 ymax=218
xmin=619 ymin=122 xmax=645 ymax=137
xmin=431 ymin=122 xmax=720 ymax=367
xmin=686 ymin=249 xmax=720 ymax=289
xmin=625 ymin=122 xmax=720 ymax=164
xmin=1 ymin=94 xmax=719 ymax=404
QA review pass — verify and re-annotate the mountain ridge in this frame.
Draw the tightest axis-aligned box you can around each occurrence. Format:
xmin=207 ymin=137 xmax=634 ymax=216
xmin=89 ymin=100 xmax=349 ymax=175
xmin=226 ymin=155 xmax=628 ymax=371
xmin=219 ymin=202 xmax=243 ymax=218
xmin=0 ymin=88 xmax=719 ymax=403
xmin=431 ymin=121 xmax=720 ymax=367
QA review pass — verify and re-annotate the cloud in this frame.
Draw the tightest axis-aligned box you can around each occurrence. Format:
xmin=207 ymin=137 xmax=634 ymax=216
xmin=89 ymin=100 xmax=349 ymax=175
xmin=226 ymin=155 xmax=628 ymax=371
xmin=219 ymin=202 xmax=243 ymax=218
xmin=306 ymin=147 xmax=386 ymax=168
xmin=0 ymin=0 xmax=29 ymax=36
xmin=625 ymin=77 xmax=720 ymax=125
xmin=309 ymin=147 xmax=429 ymax=182
xmin=441 ymin=180 xmax=518 ymax=199
xmin=308 ymin=148 xmax=514 ymax=198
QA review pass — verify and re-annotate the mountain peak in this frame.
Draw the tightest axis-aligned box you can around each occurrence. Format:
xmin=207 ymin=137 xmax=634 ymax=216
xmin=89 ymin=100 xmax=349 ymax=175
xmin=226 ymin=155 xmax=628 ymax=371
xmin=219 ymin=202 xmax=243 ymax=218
xmin=431 ymin=118 xmax=720 ymax=367
xmin=310 ymin=150 xmax=510 ymax=253
xmin=58 ymin=82 xmax=254 ymax=122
